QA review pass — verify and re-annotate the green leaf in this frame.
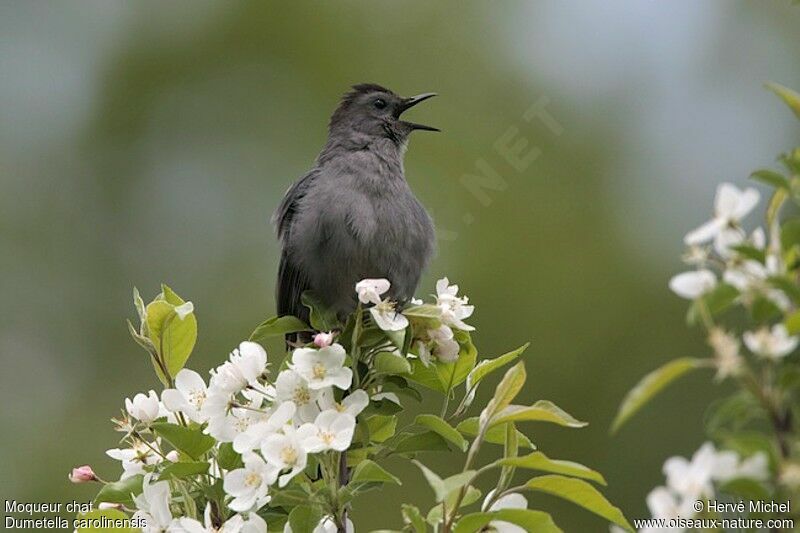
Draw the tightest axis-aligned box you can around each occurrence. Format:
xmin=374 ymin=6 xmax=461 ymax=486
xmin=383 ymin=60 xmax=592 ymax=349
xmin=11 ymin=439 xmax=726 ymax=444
xmin=704 ymin=392 xmax=763 ymax=435
xmin=217 ymin=442 xmax=244 ymax=470
xmin=127 ymin=319 xmax=157 ymax=356
xmin=249 ymin=315 xmax=311 ymax=342
xmin=151 ymin=422 xmax=215 ymax=459
xmin=687 ymin=283 xmax=738 ymax=324
xmin=350 ymin=459 xmax=402 ymax=486
xmin=730 ymin=244 xmax=766 ymax=263
xmin=365 ymin=415 xmax=397 ymax=443
xmin=490 ymin=401 xmax=587 ymax=429
xmin=525 ymin=475 xmax=633 ymax=531
xmin=145 ymin=288 xmax=197 ymax=383
xmin=288 ymin=505 xmax=324 ymax=533
xmin=76 ymin=509 xmax=136 ymax=532
xmin=402 ymin=504 xmax=427 ymax=533
xmin=93 ymin=475 xmax=144 ymax=507
xmin=786 ymin=310 xmax=800 ymax=335
xmin=463 ymin=343 xmax=529 ymax=410
xmin=440 ymin=330 xmax=478 ymax=391
xmin=412 ymin=461 xmax=475 ymax=502
xmin=780 ymin=219 xmax=800 ymax=252
xmin=457 ymin=418 xmax=535 ymax=450
xmin=611 ymin=357 xmax=709 ymax=433
xmin=407 ymin=358 xmax=447 ymax=392
xmin=498 ymin=452 xmax=606 ymax=485
xmin=403 ymin=303 xmax=443 ymax=324
xmin=415 ymin=414 xmax=468 ymax=452
xmin=374 ymin=351 xmax=412 ymax=375
xmin=426 ymin=485 xmax=483 ymax=525
xmin=718 ymin=478 xmax=770 ymax=502
xmin=765 ymin=82 xmax=800 ymax=120
xmin=159 ymin=460 xmax=209 ymax=480
xmin=301 ymin=291 xmax=339 ymax=331
xmin=768 ymin=276 xmax=800 ymax=305
xmin=392 ymin=431 xmax=451 ymax=454
xmin=750 ymin=169 xmax=790 ymax=189
xmin=483 ymin=361 xmax=526 ymax=424
xmin=454 ymin=510 xmax=562 ymax=533
xmin=133 ymin=287 xmax=146 ymax=324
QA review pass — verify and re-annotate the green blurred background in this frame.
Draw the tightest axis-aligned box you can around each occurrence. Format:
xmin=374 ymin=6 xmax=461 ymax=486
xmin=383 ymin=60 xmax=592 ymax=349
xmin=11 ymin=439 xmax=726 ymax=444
xmin=2 ymin=1 xmax=800 ymax=530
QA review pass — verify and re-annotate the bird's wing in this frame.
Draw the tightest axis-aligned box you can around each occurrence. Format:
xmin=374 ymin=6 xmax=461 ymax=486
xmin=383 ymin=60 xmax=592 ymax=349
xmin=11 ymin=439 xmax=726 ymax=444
xmin=276 ymin=250 xmax=311 ymax=322
xmin=273 ymin=168 xmax=320 ymax=321
xmin=272 ymin=168 xmax=320 ymax=241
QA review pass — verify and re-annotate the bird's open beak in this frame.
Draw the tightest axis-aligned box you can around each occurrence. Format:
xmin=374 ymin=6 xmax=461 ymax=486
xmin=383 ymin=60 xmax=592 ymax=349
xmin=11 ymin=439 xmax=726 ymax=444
xmin=398 ymin=92 xmax=439 ymax=132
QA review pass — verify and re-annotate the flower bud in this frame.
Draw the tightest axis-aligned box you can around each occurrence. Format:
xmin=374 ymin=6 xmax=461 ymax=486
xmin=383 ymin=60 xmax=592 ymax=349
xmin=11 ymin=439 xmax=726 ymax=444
xmin=69 ymin=465 xmax=98 ymax=483
xmin=98 ymin=502 xmax=123 ymax=510
xmin=313 ymin=332 xmax=334 ymax=348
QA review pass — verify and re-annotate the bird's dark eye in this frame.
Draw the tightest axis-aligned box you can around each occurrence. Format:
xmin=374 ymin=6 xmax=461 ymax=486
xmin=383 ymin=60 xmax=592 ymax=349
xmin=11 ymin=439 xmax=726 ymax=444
xmin=373 ymin=98 xmax=387 ymax=110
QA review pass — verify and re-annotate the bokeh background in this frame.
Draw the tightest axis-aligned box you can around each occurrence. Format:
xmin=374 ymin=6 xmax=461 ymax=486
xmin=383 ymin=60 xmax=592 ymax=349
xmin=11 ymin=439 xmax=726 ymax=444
xmin=2 ymin=1 xmax=800 ymax=530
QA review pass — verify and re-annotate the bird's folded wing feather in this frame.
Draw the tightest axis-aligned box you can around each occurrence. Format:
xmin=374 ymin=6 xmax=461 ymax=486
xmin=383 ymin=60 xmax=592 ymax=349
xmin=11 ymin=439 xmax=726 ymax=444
xmin=273 ymin=168 xmax=320 ymax=320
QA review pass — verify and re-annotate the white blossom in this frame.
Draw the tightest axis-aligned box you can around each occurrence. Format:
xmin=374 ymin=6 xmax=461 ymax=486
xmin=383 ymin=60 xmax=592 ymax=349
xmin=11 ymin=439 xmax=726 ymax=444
xmin=162 ymin=370 xmax=210 ymax=423
xmin=233 ymin=401 xmax=297 ymax=454
xmin=435 ymin=277 xmax=475 ymax=331
xmin=483 ymin=492 xmax=528 ymax=533
xmin=712 ymin=450 xmax=769 ymax=483
xmin=668 ymin=270 xmax=716 ymax=299
xmin=125 ymin=390 xmax=161 ymax=424
xmin=167 ymin=503 xmax=265 ymax=533
xmin=283 ymin=517 xmax=354 ymax=533
xmin=723 ymin=255 xmax=789 ymax=310
xmin=369 ymin=299 xmax=409 ymax=332
xmin=743 ymin=324 xmax=799 ymax=360
xmin=318 ymin=389 xmax=369 ymax=417
xmin=210 ymin=342 xmax=268 ymax=394
xmin=707 ymin=328 xmax=743 ymax=381
xmin=261 ymin=426 xmax=308 ymax=488
xmin=204 ymin=392 xmax=268 ymax=443
xmin=417 ymin=325 xmax=460 ymax=365
xmin=133 ymin=474 xmax=173 ymax=532
xmin=223 ymin=452 xmax=277 ymax=513
xmin=106 ymin=439 xmax=163 ymax=480
xmin=296 ymin=410 xmax=356 ymax=453
xmin=663 ymin=442 xmax=717 ymax=500
xmin=355 ymin=278 xmax=390 ymax=305
xmin=275 ymin=369 xmax=323 ymax=423
xmin=684 ymin=183 xmax=760 ymax=254
xmin=290 ymin=344 xmax=353 ymax=391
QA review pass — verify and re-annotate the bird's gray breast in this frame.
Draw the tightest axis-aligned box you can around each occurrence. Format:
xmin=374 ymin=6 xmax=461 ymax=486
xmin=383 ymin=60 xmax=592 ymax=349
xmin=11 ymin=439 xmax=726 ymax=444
xmin=290 ymin=160 xmax=434 ymax=315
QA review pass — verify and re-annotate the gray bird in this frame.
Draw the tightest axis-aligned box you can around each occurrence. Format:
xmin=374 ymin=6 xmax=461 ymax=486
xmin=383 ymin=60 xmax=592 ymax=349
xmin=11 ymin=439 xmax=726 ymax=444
xmin=272 ymin=83 xmax=437 ymax=325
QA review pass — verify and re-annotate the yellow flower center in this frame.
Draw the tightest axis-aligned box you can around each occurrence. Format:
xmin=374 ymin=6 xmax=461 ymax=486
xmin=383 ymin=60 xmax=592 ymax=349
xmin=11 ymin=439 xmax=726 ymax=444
xmin=188 ymin=389 xmax=206 ymax=409
xmin=244 ymin=472 xmax=262 ymax=487
xmin=321 ymin=431 xmax=335 ymax=445
xmin=312 ymin=363 xmax=327 ymax=380
xmin=281 ymin=446 xmax=298 ymax=465
xmin=293 ymin=386 xmax=310 ymax=405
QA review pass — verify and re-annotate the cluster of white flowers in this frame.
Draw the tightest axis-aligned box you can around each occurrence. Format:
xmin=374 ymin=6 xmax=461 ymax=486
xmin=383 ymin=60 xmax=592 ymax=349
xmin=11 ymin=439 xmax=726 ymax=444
xmin=93 ymin=276 xmax=475 ymax=532
xmin=618 ymin=442 xmax=768 ymax=533
xmin=669 ymin=183 xmax=799 ymax=374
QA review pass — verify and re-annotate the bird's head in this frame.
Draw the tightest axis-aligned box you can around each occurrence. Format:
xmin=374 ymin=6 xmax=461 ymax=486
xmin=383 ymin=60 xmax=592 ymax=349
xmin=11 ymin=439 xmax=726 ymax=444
xmin=328 ymin=83 xmax=438 ymax=146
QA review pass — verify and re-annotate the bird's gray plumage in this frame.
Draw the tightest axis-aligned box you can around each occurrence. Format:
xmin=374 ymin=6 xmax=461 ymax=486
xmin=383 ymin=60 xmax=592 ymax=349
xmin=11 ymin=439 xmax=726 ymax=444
xmin=273 ymin=83 xmax=437 ymax=323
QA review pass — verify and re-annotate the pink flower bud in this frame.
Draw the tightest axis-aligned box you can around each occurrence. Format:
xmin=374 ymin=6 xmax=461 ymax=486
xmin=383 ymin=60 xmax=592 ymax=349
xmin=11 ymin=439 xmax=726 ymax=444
xmin=69 ymin=465 xmax=98 ymax=483
xmin=313 ymin=332 xmax=334 ymax=348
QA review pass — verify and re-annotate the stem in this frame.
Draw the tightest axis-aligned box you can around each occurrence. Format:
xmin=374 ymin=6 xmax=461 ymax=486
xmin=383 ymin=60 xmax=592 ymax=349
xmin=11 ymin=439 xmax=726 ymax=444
xmin=442 ymin=423 xmax=488 ymax=532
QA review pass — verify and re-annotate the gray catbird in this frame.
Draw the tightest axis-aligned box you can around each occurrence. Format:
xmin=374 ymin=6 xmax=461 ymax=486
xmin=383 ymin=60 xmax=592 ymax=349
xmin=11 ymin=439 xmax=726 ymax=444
xmin=273 ymin=83 xmax=437 ymax=325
